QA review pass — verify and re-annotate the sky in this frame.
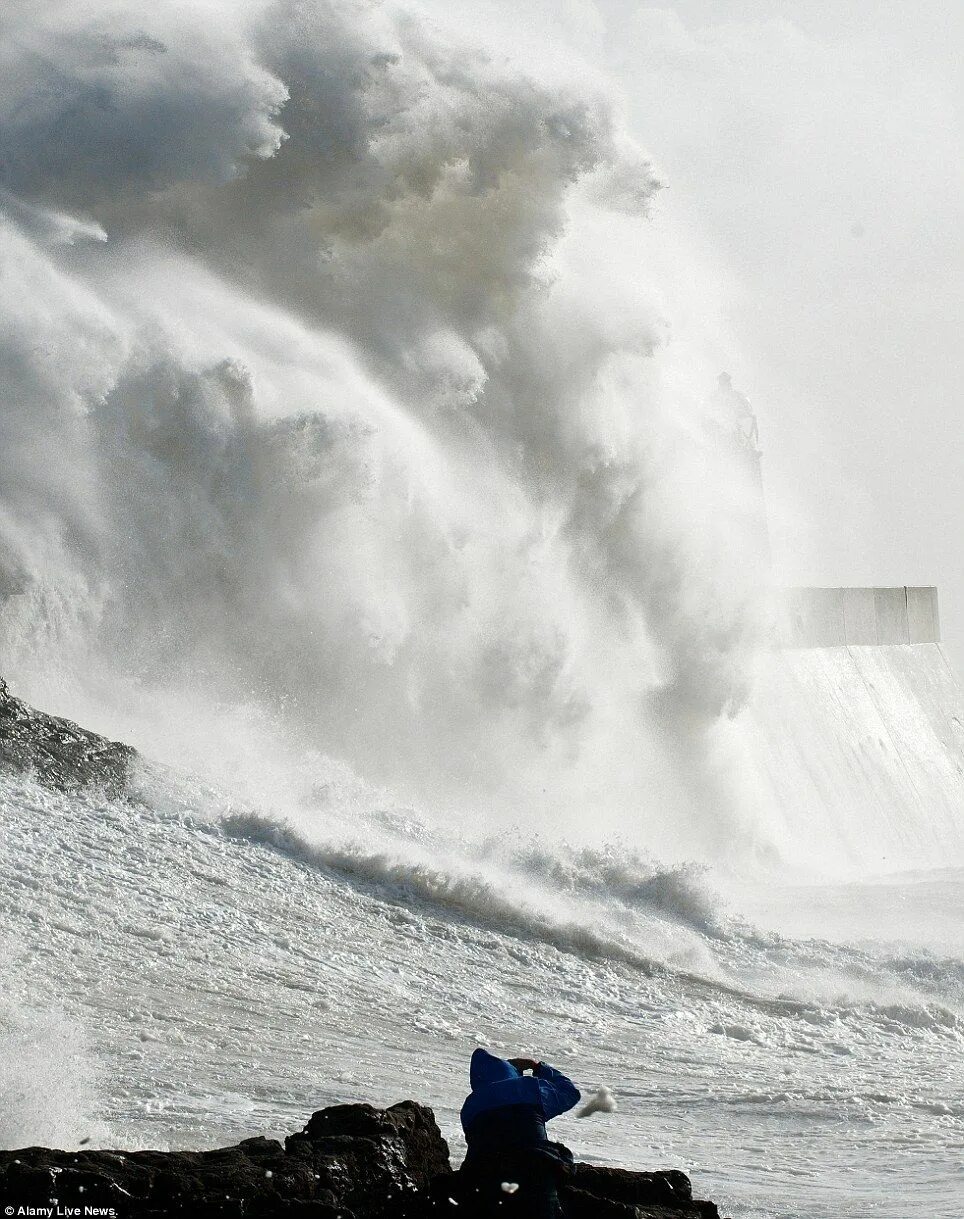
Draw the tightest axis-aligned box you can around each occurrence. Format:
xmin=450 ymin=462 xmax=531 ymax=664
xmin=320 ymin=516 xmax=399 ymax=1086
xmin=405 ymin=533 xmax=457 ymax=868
xmin=588 ymin=0 xmax=963 ymax=674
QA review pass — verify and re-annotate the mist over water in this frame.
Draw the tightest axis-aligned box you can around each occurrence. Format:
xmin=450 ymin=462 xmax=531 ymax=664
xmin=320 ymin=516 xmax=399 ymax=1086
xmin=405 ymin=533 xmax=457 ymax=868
xmin=0 ymin=0 xmax=767 ymax=860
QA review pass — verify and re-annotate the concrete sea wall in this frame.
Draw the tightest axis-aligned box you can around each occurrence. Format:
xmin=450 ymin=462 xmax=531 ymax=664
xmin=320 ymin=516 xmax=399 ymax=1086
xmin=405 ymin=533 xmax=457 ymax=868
xmin=774 ymin=586 xmax=940 ymax=648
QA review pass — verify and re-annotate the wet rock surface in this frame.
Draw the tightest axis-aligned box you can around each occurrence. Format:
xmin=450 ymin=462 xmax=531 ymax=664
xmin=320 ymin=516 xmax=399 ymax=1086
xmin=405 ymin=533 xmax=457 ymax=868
xmin=0 ymin=1101 xmax=723 ymax=1218
xmin=560 ymin=1162 xmax=721 ymax=1217
xmin=0 ymin=676 xmax=135 ymax=795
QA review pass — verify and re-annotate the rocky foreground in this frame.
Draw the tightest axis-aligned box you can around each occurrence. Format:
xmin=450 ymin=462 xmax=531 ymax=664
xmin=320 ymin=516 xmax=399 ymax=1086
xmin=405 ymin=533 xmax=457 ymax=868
xmin=0 ymin=1100 xmax=723 ymax=1217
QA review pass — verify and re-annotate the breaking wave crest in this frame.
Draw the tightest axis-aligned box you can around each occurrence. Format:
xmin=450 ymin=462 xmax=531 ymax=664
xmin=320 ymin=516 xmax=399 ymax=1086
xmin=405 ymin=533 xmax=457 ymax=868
xmin=219 ymin=808 xmax=724 ymax=978
xmin=510 ymin=845 xmax=721 ymax=934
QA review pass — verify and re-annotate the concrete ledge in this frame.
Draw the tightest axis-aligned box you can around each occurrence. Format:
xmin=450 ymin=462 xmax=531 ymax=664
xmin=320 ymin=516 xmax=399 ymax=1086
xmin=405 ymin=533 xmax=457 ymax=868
xmin=775 ymin=586 xmax=940 ymax=647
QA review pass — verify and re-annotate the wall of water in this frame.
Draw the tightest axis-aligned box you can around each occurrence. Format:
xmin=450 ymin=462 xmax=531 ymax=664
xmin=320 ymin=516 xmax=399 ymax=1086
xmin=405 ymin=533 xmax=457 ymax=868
xmin=747 ymin=638 xmax=964 ymax=874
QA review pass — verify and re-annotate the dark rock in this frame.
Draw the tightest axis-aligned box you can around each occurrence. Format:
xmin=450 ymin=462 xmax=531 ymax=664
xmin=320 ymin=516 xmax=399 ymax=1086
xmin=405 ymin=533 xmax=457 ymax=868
xmin=431 ymin=1149 xmax=721 ymax=1219
xmin=561 ymin=1171 xmax=721 ymax=1218
xmin=0 ymin=1102 xmax=725 ymax=1218
xmin=0 ymin=676 xmax=135 ymax=795
xmin=562 ymin=1162 xmax=720 ymax=1215
xmin=287 ymin=1100 xmax=451 ymax=1193
xmin=0 ymin=1101 xmax=447 ymax=1218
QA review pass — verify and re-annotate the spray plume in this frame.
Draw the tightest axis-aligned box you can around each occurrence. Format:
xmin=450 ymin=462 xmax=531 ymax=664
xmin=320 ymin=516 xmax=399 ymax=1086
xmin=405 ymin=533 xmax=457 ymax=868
xmin=0 ymin=0 xmax=766 ymax=858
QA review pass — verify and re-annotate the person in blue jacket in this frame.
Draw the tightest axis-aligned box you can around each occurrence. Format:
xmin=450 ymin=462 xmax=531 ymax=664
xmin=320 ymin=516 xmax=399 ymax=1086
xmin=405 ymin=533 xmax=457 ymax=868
xmin=457 ymin=1048 xmax=580 ymax=1216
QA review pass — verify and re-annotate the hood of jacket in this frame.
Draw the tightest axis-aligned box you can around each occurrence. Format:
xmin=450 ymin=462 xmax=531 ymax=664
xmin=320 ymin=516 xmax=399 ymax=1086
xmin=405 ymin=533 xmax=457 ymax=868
xmin=469 ymin=1048 xmax=520 ymax=1090
xmin=460 ymin=1048 xmax=580 ymax=1136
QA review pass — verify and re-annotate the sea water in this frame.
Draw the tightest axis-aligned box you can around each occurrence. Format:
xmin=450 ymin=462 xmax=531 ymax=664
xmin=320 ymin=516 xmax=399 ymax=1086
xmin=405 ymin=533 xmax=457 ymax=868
xmin=1 ymin=761 xmax=960 ymax=1219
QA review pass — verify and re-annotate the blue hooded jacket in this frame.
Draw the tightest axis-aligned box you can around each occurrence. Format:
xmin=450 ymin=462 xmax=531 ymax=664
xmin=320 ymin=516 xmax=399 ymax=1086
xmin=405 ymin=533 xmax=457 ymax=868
xmin=459 ymin=1048 xmax=580 ymax=1136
